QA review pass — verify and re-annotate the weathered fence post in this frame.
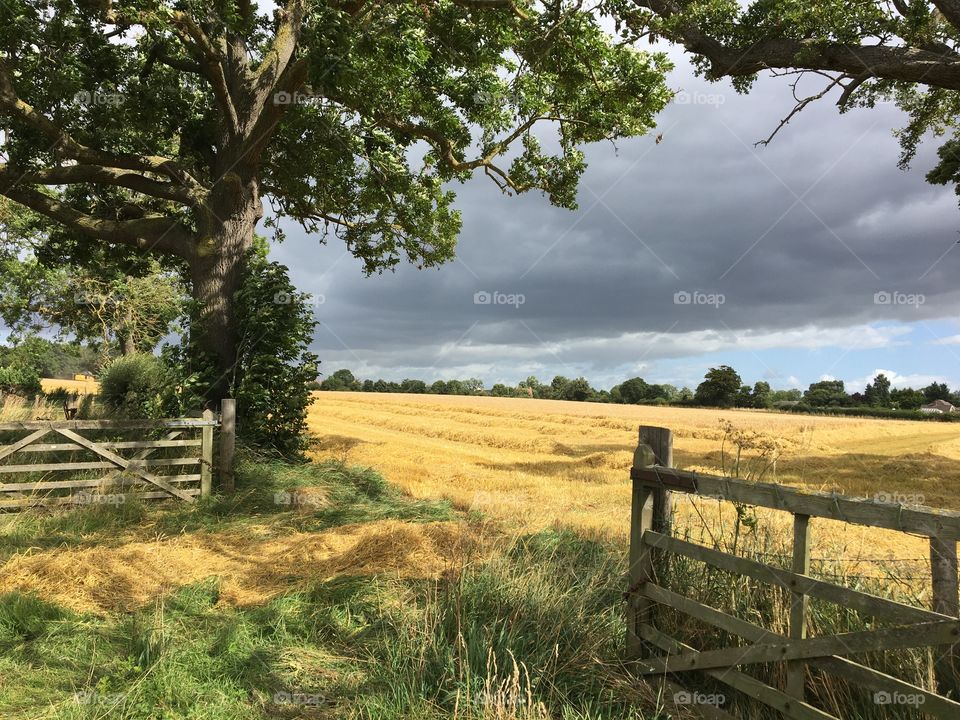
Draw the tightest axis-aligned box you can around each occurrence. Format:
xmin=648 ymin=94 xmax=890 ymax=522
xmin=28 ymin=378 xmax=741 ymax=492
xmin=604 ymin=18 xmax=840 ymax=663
xmin=787 ymin=513 xmax=811 ymax=699
xmin=640 ymin=426 xmax=673 ymax=534
xmin=627 ymin=426 xmax=674 ymax=660
xmin=930 ymin=536 xmax=960 ymax=698
xmin=219 ymin=398 xmax=236 ymax=494
xmin=200 ymin=409 xmax=214 ymax=498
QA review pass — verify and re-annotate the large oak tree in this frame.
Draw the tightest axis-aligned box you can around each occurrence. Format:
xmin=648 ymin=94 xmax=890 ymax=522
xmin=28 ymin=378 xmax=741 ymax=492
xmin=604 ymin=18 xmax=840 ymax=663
xmin=0 ymin=0 xmax=671 ymax=395
xmin=635 ymin=1 xmax=960 ymax=180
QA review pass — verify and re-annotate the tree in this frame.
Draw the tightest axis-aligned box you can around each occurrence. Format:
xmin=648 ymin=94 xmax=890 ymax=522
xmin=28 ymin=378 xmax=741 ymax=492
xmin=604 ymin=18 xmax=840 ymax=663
xmin=923 ymin=382 xmax=952 ymax=402
xmin=637 ymin=2 xmax=960 ymax=197
xmin=863 ymin=373 xmax=892 ymax=407
xmin=752 ymin=381 xmax=772 ymax=408
xmin=615 ymin=376 xmax=651 ymax=404
xmin=0 ymin=3 xmax=671 ymax=396
xmin=0 ymin=203 xmax=185 ymax=362
xmin=559 ymin=377 xmax=593 ymax=401
xmin=400 ymin=378 xmax=427 ymax=394
xmin=803 ymin=380 xmax=849 ymax=407
xmin=891 ymin=387 xmax=926 ymax=410
xmin=694 ymin=365 xmax=742 ymax=407
xmin=322 ymin=368 xmax=358 ymax=391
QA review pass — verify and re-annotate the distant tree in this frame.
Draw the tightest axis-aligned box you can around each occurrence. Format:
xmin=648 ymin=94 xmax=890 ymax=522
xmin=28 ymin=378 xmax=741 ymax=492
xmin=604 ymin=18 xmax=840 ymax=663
xmin=863 ymin=373 xmax=892 ymax=408
xmin=891 ymin=387 xmax=926 ymax=410
xmin=0 ymin=338 xmax=99 ymax=379
xmin=752 ymin=381 xmax=772 ymax=408
xmin=550 ymin=376 xmax=571 ymax=399
xmin=322 ymin=369 xmax=358 ymax=391
xmin=559 ymin=377 xmax=593 ymax=402
xmin=373 ymin=379 xmax=389 ymax=393
xmin=616 ymin=377 xmax=651 ymax=404
xmin=677 ymin=387 xmax=694 ymax=401
xmin=923 ymin=382 xmax=952 ymax=403
xmin=361 ymin=379 xmax=375 ymax=393
xmin=400 ymin=379 xmax=427 ymax=394
xmin=462 ymin=378 xmax=484 ymax=395
xmin=735 ymin=384 xmax=753 ymax=408
xmin=694 ymin=366 xmax=742 ymax=407
xmin=490 ymin=383 xmax=513 ymax=397
xmin=770 ymin=389 xmax=802 ymax=403
xmin=430 ymin=380 xmax=448 ymax=395
xmin=803 ymin=380 xmax=849 ymax=407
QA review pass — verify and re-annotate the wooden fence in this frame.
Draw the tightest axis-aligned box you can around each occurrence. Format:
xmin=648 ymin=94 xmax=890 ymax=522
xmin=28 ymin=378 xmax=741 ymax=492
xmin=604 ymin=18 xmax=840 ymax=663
xmin=0 ymin=399 xmax=236 ymax=509
xmin=626 ymin=425 xmax=960 ymax=719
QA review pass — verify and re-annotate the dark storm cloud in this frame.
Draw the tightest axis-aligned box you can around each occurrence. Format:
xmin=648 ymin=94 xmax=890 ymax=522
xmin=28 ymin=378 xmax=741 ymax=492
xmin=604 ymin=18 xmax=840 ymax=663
xmin=268 ymin=62 xmax=960 ymax=383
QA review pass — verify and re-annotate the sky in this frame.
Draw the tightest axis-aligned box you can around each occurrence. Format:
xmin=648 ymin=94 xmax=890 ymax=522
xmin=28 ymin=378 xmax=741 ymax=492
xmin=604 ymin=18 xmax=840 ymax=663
xmin=268 ymin=43 xmax=960 ymax=393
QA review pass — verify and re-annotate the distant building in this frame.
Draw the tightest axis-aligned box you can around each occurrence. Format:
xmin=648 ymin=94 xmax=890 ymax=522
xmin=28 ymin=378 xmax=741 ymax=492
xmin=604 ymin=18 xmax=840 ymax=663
xmin=920 ymin=399 xmax=956 ymax=414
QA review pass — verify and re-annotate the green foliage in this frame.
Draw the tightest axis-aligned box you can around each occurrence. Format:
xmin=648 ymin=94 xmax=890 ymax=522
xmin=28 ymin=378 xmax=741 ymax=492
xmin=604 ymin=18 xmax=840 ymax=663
xmin=803 ymin=379 xmax=850 ymax=407
xmin=98 ymin=353 xmax=170 ymax=418
xmin=231 ymin=251 xmax=319 ymax=460
xmin=0 ymin=364 xmax=41 ymax=398
xmin=863 ymin=372 xmax=892 ymax=407
xmin=0 ymin=338 xmax=98 ymax=379
xmin=694 ymin=365 xmax=742 ymax=407
xmin=321 ymin=368 xmax=359 ymax=391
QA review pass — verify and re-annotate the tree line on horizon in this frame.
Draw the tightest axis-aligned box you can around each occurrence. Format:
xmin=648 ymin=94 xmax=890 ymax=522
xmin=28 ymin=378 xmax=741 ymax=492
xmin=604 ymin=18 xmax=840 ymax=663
xmin=317 ymin=366 xmax=960 ymax=414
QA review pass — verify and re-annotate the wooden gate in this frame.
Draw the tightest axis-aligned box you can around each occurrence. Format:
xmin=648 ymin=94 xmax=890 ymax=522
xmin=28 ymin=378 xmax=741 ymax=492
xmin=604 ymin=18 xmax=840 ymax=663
xmin=0 ymin=413 xmax=222 ymax=509
xmin=626 ymin=425 xmax=960 ymax=719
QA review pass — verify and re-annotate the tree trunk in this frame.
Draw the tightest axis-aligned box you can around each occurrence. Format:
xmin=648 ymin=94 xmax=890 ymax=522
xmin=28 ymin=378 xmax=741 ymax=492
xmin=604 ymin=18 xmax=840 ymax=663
xmin=188 ymin=169 xmax=263 ymax=402
xmin=121 ymin=306 xmax=136 ymax=355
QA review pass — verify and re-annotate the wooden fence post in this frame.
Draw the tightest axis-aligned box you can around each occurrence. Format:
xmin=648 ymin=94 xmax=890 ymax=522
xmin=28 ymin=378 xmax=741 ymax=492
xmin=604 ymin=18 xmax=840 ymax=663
xmin=787 ymin=513 xmax=811 ymax=699
xmin=219 ymin=398 xmax=236 ymax=494
xmin=930 ymin=536 xmax=960 ymax=698
xmin=627 ymin=438 xmax=656 ymax=659
xmin=200 ymin=409 xmax=214 ymax=498
xmin=640 ymin=426 xmax=673 ymax=534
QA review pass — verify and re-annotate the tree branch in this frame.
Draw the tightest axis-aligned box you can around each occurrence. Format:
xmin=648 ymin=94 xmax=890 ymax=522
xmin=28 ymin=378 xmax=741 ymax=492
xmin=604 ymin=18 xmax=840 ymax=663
xmin=2 ymin=185 xmax=193 ymax=258
xmin=3 ymin=164 xmax=197 ymax=207
xmin=0 ymin=59 xmax=206 ymax=195
xmin=933 ymin=1 xmax=960 ymax=32
xmin=634 ymin=0 xmax=960 ymax=90
xmin=170 ymin=12 xmax=241 ymax=136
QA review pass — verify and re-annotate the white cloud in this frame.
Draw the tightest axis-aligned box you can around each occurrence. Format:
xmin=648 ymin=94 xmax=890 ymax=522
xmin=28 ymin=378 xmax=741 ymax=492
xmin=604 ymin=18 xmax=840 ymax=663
xmin=931 ymin=334 xmax=960 ymax=346
xmin=846 ymin=368 xmax=947 ymax=391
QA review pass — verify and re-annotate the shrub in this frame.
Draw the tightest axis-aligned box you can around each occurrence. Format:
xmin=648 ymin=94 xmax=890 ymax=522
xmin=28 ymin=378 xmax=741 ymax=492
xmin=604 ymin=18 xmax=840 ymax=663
xmin=98 ymin=353 xmax=169 ymax=418
xmin=0 ymin=364 xmax=42 ymax=398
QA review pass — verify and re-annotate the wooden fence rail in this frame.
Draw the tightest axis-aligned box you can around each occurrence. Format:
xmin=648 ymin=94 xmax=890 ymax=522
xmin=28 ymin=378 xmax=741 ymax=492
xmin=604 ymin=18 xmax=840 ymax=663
xmin=626 ymin=424 xmax=960 ymax=719
xmin=0 ymin=402 xmax=236 ymax=509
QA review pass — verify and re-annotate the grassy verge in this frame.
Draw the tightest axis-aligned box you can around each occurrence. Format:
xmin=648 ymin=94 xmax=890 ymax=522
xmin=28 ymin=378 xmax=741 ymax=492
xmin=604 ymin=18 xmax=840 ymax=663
xmin=0 ymin=454 xmax=665 ymax=720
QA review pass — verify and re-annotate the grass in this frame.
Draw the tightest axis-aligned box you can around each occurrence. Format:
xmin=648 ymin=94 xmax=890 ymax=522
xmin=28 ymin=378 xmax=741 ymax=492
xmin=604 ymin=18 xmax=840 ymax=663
xmin=0 ymin=452 xmax=675 ymax=720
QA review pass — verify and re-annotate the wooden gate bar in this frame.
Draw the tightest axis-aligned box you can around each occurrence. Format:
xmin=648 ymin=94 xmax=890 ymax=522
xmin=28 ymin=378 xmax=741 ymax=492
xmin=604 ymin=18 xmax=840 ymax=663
xmin=640 ymin=624 xmax=839 ymax=720
xmin=630 ymin=466 xmax=960 ymax=539
xmin=0 ymin=428 xmax=50 ymax=462
xmin=637 ymin=620 xmax=960 ymax=675
xmin=54 ymin=427 xmax=195 ymax=502
xmin=642 ymin=581 xmax=960 ymax=719
xmin=644 ymin=531 xmax=950 ymax=624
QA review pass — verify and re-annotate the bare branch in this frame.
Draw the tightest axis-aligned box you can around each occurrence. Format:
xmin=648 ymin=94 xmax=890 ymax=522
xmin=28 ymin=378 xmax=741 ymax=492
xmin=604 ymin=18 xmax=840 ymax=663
xmin=755 ymin=73 xmax=847 ymax=147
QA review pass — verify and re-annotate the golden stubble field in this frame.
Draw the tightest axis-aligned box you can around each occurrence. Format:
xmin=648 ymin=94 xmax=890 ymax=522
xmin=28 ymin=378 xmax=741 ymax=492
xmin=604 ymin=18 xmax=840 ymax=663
xmin=307 ymin=392 xmax=960 ymax=567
